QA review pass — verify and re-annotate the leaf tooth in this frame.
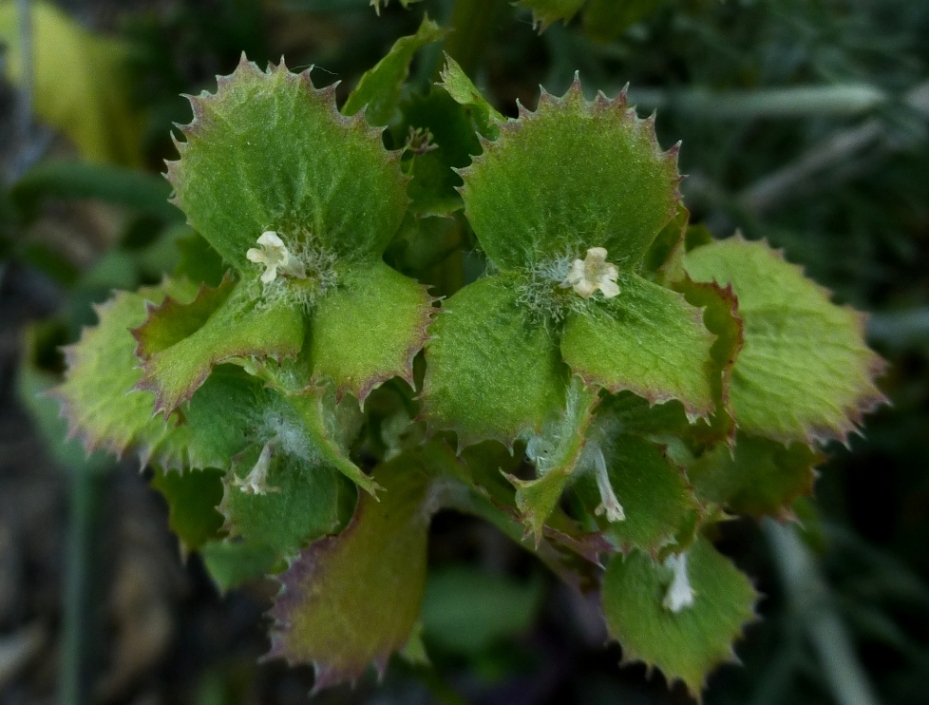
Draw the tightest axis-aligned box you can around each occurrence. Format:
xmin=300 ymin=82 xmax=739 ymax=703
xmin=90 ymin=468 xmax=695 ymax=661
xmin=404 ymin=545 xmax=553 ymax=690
xmin=233 ymin=51 xmax=263 ymax=80
xmin=566 ymin=70 xmax=584 ymax=101
xmin=516 ymin=97 xmax=534 ymax=119
xmin=168 ymin=132 xmax=187 ymax=155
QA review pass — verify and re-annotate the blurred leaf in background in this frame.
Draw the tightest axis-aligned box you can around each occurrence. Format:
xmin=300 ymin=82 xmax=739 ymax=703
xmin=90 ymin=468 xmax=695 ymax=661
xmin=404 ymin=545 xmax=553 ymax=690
xmin=0 ymin=0 xmax=144 ymax=166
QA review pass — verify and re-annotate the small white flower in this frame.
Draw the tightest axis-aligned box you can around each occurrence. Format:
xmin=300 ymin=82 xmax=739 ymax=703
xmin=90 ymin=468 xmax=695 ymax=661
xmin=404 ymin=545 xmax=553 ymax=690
xmin=590 ymin=443 xmax=626 ymax=523
xmin=561 ymin=247 xmax=620 ymax=299
xmin=232 ymin=441 xmax=280 ymax=495
xmin=246 ymin=231 xmax=305 ymax=284
xmin=662 ymin=553 xmax=696 ymax=613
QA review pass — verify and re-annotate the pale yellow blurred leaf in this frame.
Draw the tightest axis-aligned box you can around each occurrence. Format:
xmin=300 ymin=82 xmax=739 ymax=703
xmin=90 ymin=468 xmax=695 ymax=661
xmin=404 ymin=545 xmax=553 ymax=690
xmin=0 ymin=0 xmax=144 ymax=166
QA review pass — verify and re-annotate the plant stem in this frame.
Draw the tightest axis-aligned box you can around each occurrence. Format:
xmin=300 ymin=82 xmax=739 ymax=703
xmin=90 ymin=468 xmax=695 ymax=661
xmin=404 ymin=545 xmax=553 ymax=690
xmin=628 ymin=85 xmax=889 ymax=120
xmin=765 ymin=520 xmax=882 ymax=705
xmin=58 ymin=465 xmax=107 ymax=705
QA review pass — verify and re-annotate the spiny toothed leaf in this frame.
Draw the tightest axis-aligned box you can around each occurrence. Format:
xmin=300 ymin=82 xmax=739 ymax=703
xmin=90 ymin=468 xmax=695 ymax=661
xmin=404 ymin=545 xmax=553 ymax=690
xmin=459 ymin=78 xmax=680 ymax=271
xmin=134 ymin=280 xmax=304 ymax=416
xmin=266 ymin=444 xmax=453 ymax=691
xmin=52 ymin=281 xmax=201 ymax=468
xmin=150 ymin=468 xmax=225 ymax=555
xmin=438 ymin=54 xmax=503 ymax=140
xmin=683 ymin=237 xmax=887 ymax=445
xmin=309 ymin=261 xmax=435 ymax=402
xmin=602 ymin=537 xmax=758 ymax=696
xmin=201 ymin=539 xmax=281 ymax=592
xmin=688 ymin=433 xmax=822 ymax=519
xmin=422 ymin=275 xmax=568 ymax=449
xmin=399 ymin=88 xmax=482 ymax=216
xmin=132 ymin=275 xmax=234 ymax=358
xmin=560 ymin=273 xmax=715 ymax=421
xmin=506 ymin=377 xmax=599 ymax=541
xmin=18 ymin=323 xmax=111 ymax=473
xmin=342 ymin=16 xmax=447 ymax=126
xmin=166 ymin=55 xmax=408 ymax=270
xmin=575 ymin=433 xmax=700 ymax=555
xmin=515 ymin=0 xmax=586 ymax=31
xmin=220 ymin=451 xmax=352 ymax=559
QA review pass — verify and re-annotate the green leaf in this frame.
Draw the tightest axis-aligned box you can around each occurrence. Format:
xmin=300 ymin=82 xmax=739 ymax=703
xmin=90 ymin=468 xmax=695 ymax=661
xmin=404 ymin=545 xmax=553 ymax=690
xmin=673 ymin=277 xmax=744 ymax=444
xmin=560 ymin=273 xmax=715 ymax=420
xmin=134 ymin=280 xmax=304 ymax=415
xmin=167 ymin=56 xmax=408 ymax=271
xmin=460 ymin=79 xmax=680 ymax=271
xmin=342 ymin=16 xmax=447 ymax=126
xmin=575 ymin=433 xmax=700 ymax=555
xmin=643 ymin=205 xmax=688 ymax=282
xmin=185 ymin=366 xmax=376 ymax=498
xmin=421 ymin=566 xmax=544 ymax=655
xmin=422 ymin=275 xmax=567 ymax=448
xmin=438 ymin=54 xmax=503 ymax=140
xmin=506 ymin=377 xmax=599 ymax=541
xmin=266 ymin=445 xmax=447 ymax=690
xmin=0 ymin=0 xmax=144 ymax=166
xmin=132 ymin=276 xmax=235 ymax=359
xmin=283 ymin=391 xmax=380 ymax=495
xmin=597 ymin=391 xmax=689 ymax=439
xmin=310 ymin=261 xmax=434 ymax=401
xmin=52 ymin=282 xmax=200 ymax=468
xmin=688 ymin=433 xmax=822 ymax=519
xmin=601 ymin=537 xmax=758 ymax=695
xmin=174 ymin=233 xmax=227 ymax=288
xmin=150 ymin=468 xmax=225 ymax=555
xmin=515 ymin=0 xmax=586 ymax=31
xmin=183 ymin=366 xmax=279 ymax=468
xmin=683 ymin=237 xmax=887 ymax=444
xmin=201 ymin=539 xmax=281 ymax=592
xmin=220 ymin=452 xmax=350 ymax=559
xmin=583 ymin=0 xmax=666 ymax=42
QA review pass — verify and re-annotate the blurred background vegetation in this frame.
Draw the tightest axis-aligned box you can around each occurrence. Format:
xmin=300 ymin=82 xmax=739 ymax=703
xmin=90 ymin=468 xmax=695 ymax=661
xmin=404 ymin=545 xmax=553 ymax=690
xmin=0 ymin=0 xmax=927 ymax=703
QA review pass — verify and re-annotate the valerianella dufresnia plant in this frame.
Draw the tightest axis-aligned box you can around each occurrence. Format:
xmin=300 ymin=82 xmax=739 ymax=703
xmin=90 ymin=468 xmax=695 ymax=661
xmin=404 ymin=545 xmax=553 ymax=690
xmin=53 ymin=38 xmax=886 ymax=698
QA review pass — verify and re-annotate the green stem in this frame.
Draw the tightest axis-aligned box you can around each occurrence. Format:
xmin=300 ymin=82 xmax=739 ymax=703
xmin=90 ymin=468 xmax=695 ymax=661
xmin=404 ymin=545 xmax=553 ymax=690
xmin=58 ymin=466 xmax=107 ymax=705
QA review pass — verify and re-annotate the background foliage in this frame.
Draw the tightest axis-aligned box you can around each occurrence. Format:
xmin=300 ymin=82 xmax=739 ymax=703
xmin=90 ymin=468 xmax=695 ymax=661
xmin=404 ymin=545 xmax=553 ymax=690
xmin=0 ymin=0 xmax=927 ymax=704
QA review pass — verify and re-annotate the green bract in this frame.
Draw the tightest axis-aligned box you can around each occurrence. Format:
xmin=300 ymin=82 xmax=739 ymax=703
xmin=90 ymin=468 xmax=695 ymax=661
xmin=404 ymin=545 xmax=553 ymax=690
xmin=154 ymin=56 xmax=434 ymax=410
xmin=683 ymin=236 xmax=887 ymax=444
xmin=51 ymin=38 xmax=887 ymax=703
xmin=423 ymin=80 xmax=719 ymax=537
